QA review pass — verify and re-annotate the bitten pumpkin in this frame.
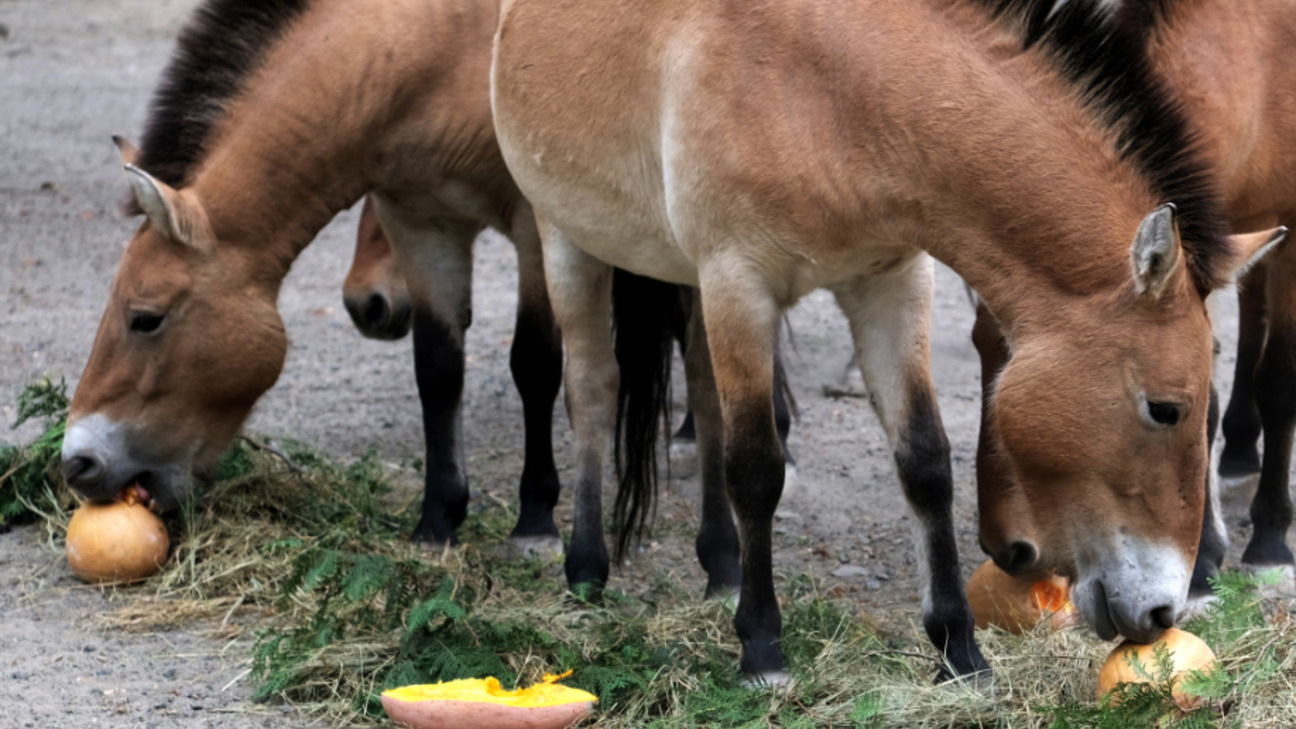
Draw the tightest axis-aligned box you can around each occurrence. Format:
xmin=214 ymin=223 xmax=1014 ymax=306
xmin=65 ymin=487 xmax=169 ymax=584
xmin=965 ymin=559 xmax=1076 ymax=633
xmin=1097 ymin=628 xmax=1217 ymax=711
xmin=382 ymin=673 xmax=596 ymax=729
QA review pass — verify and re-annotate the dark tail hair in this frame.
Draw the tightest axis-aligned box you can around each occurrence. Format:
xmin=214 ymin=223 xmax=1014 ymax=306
xmin=611 ymin=268 xmax=682 ymax=563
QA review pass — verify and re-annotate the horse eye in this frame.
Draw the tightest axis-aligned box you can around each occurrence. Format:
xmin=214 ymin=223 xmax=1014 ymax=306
xmin=1146 ymin=401 xmax=1181 ymax=427
xmin=130 ymin=312 xmax=165 ymax=334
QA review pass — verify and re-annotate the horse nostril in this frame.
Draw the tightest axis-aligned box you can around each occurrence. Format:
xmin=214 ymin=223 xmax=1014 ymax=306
xmin=994 ymin=540 xmax=1039 ymax=575
xmin=62 ymin=454 xmax=105 ymax=487
xmin=362 ymin=293 xmax=390 ymax=327
xmin=1150 ymin=605 xmax=1176 ymax=632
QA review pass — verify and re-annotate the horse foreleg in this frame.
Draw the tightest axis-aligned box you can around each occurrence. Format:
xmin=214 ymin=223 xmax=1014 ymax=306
xmin=833 ymin=258 xmax=988 ymax=681
xmin=380 ymin=209 xmax=479 ymax=546
xmin=538 ymin=219 xmax=616 ymax=594
xmin=506 ymin=211 xmax=565 ymax=557
xmin=682 ymin=291 xmax=741 ymax=597
xmin=698 ymin=259 xmax=787 ymax=684
xmin=1189 ymin=384 xmax=1229 ymax=605
xmin=1241 ymin=257 xmax=1296 ymax=585
xmin=1219 ymin=264 xmax=1269 ymax=480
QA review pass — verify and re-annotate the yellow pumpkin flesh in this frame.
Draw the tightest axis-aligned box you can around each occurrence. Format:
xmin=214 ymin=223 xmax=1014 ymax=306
xmin=382 ymin=673 xmax=596 ymax=729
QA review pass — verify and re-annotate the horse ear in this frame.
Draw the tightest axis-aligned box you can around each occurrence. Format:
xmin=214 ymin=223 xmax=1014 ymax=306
xmin=111 ymin=135 xmax=140 ymax=167
xmin=1218 ymin=227 xmax=1287 ymax=282
xmin=122 ymin=164 xmax=205 ymax=248
xmin=1130 ymin=203 xmax=1183 ymax=299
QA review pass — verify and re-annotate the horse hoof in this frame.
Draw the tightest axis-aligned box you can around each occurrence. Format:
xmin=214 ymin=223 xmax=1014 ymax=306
xmin=507 ymin=534 xmax=564 ymax=560
xmin=1241 ymin=563 xmax=1296 ymax=598
xmin=740 ymin=670 xmax=792 ymax=690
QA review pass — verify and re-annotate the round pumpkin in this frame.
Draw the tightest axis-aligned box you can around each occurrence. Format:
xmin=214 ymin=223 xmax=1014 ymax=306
xmin=1097 ymin=628 xmax=1217 ymax=711
xmin=965 ymin=559 xmax=1075 ymax=633
xmin=382 ymin=674 xmax=596 ymax=729
xmin=65 ymin=489 xmax=169 ymax=584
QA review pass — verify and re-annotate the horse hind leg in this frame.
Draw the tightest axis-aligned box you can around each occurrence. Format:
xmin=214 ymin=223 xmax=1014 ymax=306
xmin=538 ymin=219 xmax=617 ymax=595
xmin=1219 ymin=264 xmax=1269 ymax=481
xmin=505 ymin=212 xmax=565 ymax=558
xmin=681 ymin=291 xmax=742 ymax=597
xmin=831 ymin=257 xmax=988 ymax=681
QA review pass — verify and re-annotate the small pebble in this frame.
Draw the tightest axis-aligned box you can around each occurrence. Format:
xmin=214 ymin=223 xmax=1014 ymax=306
xmin=163 ymin=668 xmax=177 ymax=679
xmin=11 ymin=671 xmax=28 ymax=680
xmin=83 ymin=645 xmax=97 ymax=653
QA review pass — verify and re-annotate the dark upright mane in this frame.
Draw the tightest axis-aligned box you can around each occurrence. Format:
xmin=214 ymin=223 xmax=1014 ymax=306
xmin=130 ymin=0 xmax=312 ymax=203
xmin=977 ymin=0 xmax=1229 ymax=293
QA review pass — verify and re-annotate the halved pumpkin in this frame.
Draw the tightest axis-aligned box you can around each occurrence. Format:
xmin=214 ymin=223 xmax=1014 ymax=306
xmin=382 ymin=672 xmax=597 ymax=729
xmin=965 ymin=559 xmax=1076 ymax=633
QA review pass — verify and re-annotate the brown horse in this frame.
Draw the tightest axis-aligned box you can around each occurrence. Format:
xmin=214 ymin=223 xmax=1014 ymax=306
xmin=491 ymin=0 xmax=1282 ymax=681
xmin=340 ymin=192 xmax=799 ymax=595
xmin=976 ymin=0 xmax=1296 ymax=598
xmin=58 ymin=0 xmax=569 ymax=555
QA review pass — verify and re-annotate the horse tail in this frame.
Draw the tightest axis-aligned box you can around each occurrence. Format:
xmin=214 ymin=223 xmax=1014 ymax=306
xmin=611 ymin=267 xmax=680 ymax=564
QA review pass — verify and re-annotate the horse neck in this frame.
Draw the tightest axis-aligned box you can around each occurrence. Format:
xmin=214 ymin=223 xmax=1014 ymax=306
xmin=1150 ymin=0 xmax=1296 ymax=225
xmin=187 ymin=0 xmax=503 ymax=279
xmin=865 ymin=25 xmax=1159 ymax=334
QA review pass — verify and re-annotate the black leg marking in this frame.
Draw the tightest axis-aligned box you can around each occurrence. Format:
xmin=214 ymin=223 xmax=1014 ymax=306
xmin=411 ymin=307 xmax=468 ymax=545
xmin=683 ymin=297 xmax=741 ymax=596
xmin=897 ymin=389 xmax=988 ymax=680
xmin=1242 ymin=325 xmax=1296 ymax=567
xmin=1191 ymin=384 xmax=1225 ymax=598
xmin=727 ymin=413 xmax=787 ymax=678
xmin=564 ymin=454 xmax=611 ymax=594
xmin=509 ymin=303 xmax=564 ymax=541
xmin=1220 ymin=270 xmax=1268 ymax=479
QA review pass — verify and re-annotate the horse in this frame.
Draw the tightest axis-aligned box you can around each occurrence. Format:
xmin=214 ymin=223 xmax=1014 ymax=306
xmin=340 ymin=193 xmax=800 ymax=577
xmin=490 ymin=0 xmax=1283 ymax=682
xmin=58 ymin=0 xmax=768 ymax=597
xmin=57 ymin=0 xmax=573 ymax=558
xmin=975 ymin=0 xmax=1296 ymax=598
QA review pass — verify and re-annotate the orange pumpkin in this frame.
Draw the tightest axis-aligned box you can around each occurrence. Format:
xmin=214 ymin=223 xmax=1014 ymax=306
xmin=965 ymin=559 xmax=1076 ymax=633
xmin=1097 ymin=628 xmax=1217 ymax=711
xmin=382 ymin=672 xmax=597 ymax=729
xmin=65 ymin=488 xmax=169 ymax=584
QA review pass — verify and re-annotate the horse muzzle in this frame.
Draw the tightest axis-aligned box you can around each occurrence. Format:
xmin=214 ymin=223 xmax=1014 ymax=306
xmin=61 ymin=414 xmax=194 ymax=511
xmin=1071 ymin=539 xmax=1190 ymax=643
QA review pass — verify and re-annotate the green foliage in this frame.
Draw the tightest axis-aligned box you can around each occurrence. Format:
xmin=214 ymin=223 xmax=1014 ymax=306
xmin=0 ymin=379 xmax=70 ymax=527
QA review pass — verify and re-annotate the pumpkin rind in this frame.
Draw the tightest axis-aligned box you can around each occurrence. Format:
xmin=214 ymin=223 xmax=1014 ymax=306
xmin=965 ymin=559 xmax=1073 ymax=633
xmin=65 ymin=500 xmax=169 ymax=584
xmin=1096 ymin=628 xmax=1217 ymax=711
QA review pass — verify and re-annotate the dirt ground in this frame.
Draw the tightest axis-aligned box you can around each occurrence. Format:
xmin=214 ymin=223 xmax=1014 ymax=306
xmin=0 ymin=1 xmax=1287 ymax=728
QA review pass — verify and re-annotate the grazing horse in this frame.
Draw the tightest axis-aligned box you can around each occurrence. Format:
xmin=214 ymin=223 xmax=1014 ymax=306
xmin=342 ymin=194 xmax=799 ymax=579
xmin=58 ymin=0 xmax=569 ymax=556
xmin=491 ymin=0 xmax=1282 ymax=681
xmin=343 ymin=196 xmax=412 ymax=341
xmin=976 ymin=0 xmax=1296 ymax=597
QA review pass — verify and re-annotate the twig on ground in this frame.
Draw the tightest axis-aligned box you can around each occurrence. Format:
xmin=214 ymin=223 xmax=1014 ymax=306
xmin=238 ymin=435 xmax=304 ymax=474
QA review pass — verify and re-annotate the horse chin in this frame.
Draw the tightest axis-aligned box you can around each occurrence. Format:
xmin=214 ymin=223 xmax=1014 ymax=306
xmin=1070 ymin=578 xmax=1119 ymax=641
